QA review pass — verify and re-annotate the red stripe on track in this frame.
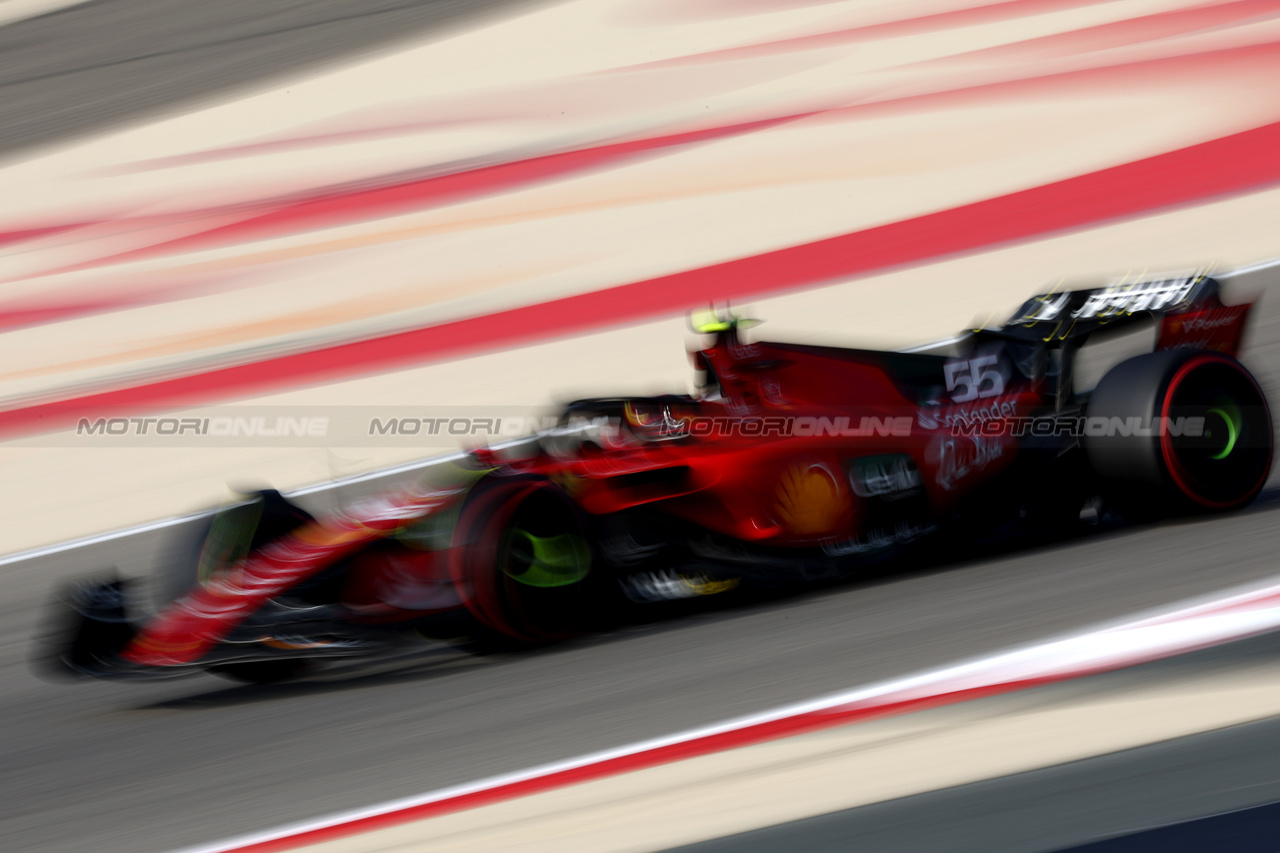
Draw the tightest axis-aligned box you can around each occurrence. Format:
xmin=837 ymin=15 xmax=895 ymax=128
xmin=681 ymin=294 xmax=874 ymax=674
xmin=955 ymin=0 xmax=1280 ymax=63
xmin=24 ymin=39 xmax=1280 ymax=287
xmin=0 ymin=303 xmax=122 ymax=332
xmin=635 ymin=0 xmax=1112 ymax=68
xmin=216 ymin=674 xmax=1067 ymax=853
xmin=75 ymin=116 xmax=802 ymax=270
xmin=0 ymin=292 xmax=184 ymax=332
xmin=0 ymin=223 xmax=87 ymax=249
xmin=5 ymin=119 xmax=1280 ymax=438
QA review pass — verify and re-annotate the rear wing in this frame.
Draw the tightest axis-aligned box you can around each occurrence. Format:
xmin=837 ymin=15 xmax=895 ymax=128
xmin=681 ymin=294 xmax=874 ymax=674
xmin=1001 ymin=274 xmax=1253 ymax=357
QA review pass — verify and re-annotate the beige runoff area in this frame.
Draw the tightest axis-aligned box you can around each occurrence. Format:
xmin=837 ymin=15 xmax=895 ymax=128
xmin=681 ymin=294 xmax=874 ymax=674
xmin=292 ymin=657 xmax=1280 ymax=853
xmin=0 ymin=0 xmax=91 ymax=27
xmin=1 ymin=0 xmax=1280 ymax=556
xmin=0 ymin=0 xmax=1270 ymax=400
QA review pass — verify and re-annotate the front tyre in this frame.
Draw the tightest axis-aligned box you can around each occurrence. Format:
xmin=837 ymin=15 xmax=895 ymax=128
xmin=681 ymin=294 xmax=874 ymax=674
xmin=1085 ymin=350 xmax=1272 ymax=515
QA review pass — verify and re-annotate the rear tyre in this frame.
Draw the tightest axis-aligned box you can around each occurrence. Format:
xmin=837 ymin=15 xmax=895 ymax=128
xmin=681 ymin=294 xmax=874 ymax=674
xmin=1085 ymin=350 xmax=1272 ymax=516
xmin=449 ymin=476 xmax=595 ymax=645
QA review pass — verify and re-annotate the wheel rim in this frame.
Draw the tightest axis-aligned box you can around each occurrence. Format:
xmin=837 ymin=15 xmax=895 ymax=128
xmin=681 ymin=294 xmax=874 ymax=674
xmin=1204 ymin=403 xmax=1240 ymax=461
xmin=452 ymin=479 xmax=593 ymax=642
xmin=1161 ymin=355 xmax=1272 ymax=509
xmin=502 ymin=530 xmax=591 ymax=588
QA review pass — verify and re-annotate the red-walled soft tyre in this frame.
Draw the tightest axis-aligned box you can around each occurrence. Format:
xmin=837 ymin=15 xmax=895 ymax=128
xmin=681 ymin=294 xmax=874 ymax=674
xmin=449 ymin=475 xmax=595 ymax=644
xmin=1085 ymin=350 xmax=1272 ymax=515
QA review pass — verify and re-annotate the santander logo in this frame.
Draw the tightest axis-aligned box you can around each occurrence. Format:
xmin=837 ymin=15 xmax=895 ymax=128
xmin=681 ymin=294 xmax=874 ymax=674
xmin=1180 ymin=313 xmax=1238 ymax=332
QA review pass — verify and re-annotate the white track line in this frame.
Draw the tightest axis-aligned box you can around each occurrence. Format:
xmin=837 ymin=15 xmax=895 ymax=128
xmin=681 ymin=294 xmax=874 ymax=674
xmin=172 ymin=567 xmax=1280 ymax=853
xmin=0 ymin=510 xmax=210 ymax=568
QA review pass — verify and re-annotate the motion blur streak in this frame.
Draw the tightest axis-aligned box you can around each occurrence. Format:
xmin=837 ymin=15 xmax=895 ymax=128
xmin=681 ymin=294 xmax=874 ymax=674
xmin=3 ymin=116 xmax=1280 ymax=438
xmin=6 ymin=2 xmax=1280 ymax=850
xmin=13 ymin=26 xmax=1280 ymax=282
xmin=938 ymin=0 xmax=1280 ymax=62
xmin=626 ymin=0 xmax=1275 ymax=67
xmin=51 ymin=115 xmax=804 ymax=273
xmin=3 ymin=0 xmax=1280 ymax=549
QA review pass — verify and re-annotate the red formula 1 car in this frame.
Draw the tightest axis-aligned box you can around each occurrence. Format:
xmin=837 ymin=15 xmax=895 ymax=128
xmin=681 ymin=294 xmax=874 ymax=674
xmin=43 ymin=273 xmax=1274 ymax=683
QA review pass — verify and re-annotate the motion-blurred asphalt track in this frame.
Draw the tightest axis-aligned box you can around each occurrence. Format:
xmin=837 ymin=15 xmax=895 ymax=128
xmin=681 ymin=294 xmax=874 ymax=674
xmin=5 ymin=1 xmax=1280 ymax=851
xmin=0 ymin=0 xmax=553 ymax=157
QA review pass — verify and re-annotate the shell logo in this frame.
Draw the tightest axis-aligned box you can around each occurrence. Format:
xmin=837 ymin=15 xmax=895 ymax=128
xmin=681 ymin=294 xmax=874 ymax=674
xmin=774 ymin=464 xmax=847 ymax=535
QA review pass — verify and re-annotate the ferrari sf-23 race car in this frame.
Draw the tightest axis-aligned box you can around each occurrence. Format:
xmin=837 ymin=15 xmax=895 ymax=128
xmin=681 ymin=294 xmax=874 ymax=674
xmin=44 ymin=273 xmax=1274 ymax=683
